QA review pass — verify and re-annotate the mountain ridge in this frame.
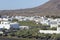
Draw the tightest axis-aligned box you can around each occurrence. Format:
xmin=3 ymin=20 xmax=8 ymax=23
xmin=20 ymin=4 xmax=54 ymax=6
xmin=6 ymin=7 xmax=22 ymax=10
xmin=0 ymin=0 xmax=60 ymax=16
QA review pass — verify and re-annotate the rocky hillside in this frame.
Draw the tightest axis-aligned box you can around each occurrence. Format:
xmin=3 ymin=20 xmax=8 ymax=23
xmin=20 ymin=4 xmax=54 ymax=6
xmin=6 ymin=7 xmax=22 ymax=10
xmin=0 ymin=0 xmax=60 ymax=16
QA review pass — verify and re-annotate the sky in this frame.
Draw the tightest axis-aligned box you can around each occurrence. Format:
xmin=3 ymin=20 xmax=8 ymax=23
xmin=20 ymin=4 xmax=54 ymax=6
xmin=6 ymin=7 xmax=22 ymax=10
xmin=0 ymin=0 xmax=49 ymax=10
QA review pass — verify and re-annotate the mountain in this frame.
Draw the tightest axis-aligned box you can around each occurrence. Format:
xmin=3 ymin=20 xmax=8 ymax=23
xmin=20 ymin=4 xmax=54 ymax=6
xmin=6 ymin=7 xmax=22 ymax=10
xmin=0 ymin=0 xmax=60 ymax=16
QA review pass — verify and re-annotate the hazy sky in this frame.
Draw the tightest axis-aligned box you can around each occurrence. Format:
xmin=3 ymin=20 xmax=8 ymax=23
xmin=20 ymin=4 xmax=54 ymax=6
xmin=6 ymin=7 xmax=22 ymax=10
xmin=0 ymin=0 xmax=49 ymax=10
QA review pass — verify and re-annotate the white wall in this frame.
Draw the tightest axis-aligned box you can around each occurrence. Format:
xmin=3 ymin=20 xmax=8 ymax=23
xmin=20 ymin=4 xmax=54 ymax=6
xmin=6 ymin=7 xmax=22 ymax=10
xmin=39 ymin=30 xmax=60 ymax=34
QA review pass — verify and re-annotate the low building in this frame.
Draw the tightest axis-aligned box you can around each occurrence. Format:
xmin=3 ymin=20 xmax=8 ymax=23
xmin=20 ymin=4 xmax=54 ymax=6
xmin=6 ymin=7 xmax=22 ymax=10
xmin=50 ymin=20 xmax=58 ymax=28
xmin=19 ymin=26 xmax=29 ymax=30
xmin=0 ymin=21 xmax=10 ymax=29
xmin=0 ymin=31 xmax=3 ymax=34
xmin=39 ymin=24 xmax=60 ymax=34
xmin=39 ymin=30 xmax=60 ymax=34
xmin=10 ymin=22 xmax=19 ymax=29
xmin=0 ymin=21 xmax=20 ymax=29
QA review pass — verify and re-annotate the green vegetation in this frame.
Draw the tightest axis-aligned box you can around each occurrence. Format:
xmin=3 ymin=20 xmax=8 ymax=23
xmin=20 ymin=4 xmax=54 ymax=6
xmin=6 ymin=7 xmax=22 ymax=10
xmin=49 ymin=27 xmax=57 ymax=30
xmin=18 ymin=21 xmax=41 ymax=27
xmin=0 ymin=37 xmax=36 ymax=40
xmin=11 ymin=28 xmax=41 ymax=37
xmin=1 ymin=21 xmax=60 ymax=40
xmin=12 ymin=19 xmax=18 ymax=22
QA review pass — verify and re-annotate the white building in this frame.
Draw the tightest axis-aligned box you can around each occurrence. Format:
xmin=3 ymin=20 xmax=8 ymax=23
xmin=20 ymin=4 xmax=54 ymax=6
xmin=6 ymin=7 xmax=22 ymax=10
xmin=0 ymin=31 xmax=3 ymax=34
xmin=0 ymin=21 xmax=19 ymax=29
xmin=39 ymin=23 xmax=60 ymax=34
xmin=0 ymin=21 xmax=10 ymax=29
xmin=10 ymin=22 xmax=19 ymax=29
xmin=40 ymin=20 xmax=50 ymax=25
xmin=39 ymin=30 xmax=60 ymax=34
xmin=2 ymin=18 xmax=8 ymax=21
xmin=0 ymin=18 xmax=8 ymax=21
xmin=50 ymin=21 xmax=58 ymax=28
xmin=19 ymin=26 xmax=29 ymax=30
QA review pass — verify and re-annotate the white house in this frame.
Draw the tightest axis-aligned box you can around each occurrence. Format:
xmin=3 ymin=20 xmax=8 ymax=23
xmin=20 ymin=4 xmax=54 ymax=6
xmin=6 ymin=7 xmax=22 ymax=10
xmin=39 ymin=16 xmax=51 ymax=25
xmin=39 ymin=22 xmax=60 ymax=34
xmin=39 ymin=25 xmax=60 ymax=34
xmin=2 ymin=18 xmax=8 ymax=21
xmin=50 ymin=21 xmax=58 ymax=28
xmin=0 ymin=21 xmax=10 ymax=29
xmin=19 ymin=26 xmax=29 ymax=30
xmin=0 ymin=18 xmax=8 ymax=21
xmin=10 ymin=22 xmax=20 ymax=29
xmin=0 ymin=31 xmax=3 ymax=34
xmin=28 ymin=17 xmax=34 ymax=21
xmin=40 ymin=20 xmax=50 ymax=25
xmin=39 ymin=30 xmax=60 ymax=34
xmin=0 ymin=21 xmax=19 ymax=29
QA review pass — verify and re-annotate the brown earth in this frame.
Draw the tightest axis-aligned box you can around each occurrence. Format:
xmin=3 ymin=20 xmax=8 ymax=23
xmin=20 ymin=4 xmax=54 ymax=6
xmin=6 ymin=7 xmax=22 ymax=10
xmin=0 ymin=0 xmax=60 ymax=16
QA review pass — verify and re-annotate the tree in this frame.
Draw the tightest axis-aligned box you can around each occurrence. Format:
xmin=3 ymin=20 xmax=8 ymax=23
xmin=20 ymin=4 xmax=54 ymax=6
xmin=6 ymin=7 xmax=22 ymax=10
xmin=12 ymin=19 xmax=18 ymax=22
